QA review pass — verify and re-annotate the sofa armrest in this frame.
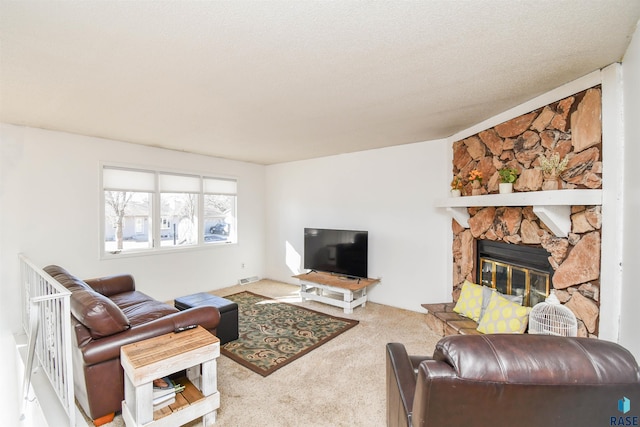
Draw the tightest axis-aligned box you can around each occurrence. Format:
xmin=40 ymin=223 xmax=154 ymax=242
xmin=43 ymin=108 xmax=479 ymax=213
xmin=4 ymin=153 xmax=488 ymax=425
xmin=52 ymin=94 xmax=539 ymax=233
xmin=386 ymin=343 xmax=432 ymax=427
xmin=411 ymin=360 xmax=459 ymax=427
xmin=84 ymin=274 xmax=136 ymax=296
xmin=80 ymin=305 xmax=221 ymax=365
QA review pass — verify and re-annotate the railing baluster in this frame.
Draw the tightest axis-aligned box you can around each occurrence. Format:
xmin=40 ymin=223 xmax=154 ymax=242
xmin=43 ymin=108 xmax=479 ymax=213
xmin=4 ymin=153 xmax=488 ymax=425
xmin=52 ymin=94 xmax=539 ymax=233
xmin=19 ymin=254 xmax=75 ymax=426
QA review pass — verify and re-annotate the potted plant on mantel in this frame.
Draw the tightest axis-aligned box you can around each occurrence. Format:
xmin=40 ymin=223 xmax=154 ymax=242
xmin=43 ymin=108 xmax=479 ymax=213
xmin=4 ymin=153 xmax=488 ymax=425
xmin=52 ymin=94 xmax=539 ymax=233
xmin=498 ymin=167 xmax=519 ymax=194
xmin=468 ymin=169 xmax=483 ymax=195
xmin=450 ymin=176 xmax=463 ymax=197
xmin=538 ymin=152 xmax=568 ymax=190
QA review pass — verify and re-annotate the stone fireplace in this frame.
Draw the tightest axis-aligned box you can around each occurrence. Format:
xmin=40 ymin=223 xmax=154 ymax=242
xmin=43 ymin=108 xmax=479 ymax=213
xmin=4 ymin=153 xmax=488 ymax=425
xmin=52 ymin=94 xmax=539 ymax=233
xmin=447 ymin=86 xmax=603 ymax=337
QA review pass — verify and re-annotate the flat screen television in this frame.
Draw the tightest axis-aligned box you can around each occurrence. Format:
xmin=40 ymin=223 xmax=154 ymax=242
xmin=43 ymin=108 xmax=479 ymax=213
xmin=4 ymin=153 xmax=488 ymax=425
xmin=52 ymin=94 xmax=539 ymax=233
xmin=304 ymin=228 xmax=368 ymax=279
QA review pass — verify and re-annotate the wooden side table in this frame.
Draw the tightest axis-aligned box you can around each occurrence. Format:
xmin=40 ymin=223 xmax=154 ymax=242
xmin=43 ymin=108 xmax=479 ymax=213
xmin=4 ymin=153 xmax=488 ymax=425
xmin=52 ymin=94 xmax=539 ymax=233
xmin=120 ymin=326 xmax=220 ymax=427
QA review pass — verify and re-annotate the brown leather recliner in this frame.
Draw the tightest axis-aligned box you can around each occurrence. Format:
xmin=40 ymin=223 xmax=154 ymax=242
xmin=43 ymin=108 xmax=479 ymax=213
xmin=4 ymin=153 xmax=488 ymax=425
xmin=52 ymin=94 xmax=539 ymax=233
xmin=43 ymin=265 xmax=221 ymax=424
xmin=387 ymin=334 xmax=640 ymax=427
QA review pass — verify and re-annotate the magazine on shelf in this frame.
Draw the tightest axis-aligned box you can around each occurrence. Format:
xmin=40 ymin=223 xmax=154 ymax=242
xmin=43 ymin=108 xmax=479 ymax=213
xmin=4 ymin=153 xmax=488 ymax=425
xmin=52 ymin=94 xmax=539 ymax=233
xmin=151 ymin=376 xmax=186 ymax=410
xmin=153 ymin=376 xmax=176 ymax=399
xmin=153 ymin=395 xmax=175 ymax=411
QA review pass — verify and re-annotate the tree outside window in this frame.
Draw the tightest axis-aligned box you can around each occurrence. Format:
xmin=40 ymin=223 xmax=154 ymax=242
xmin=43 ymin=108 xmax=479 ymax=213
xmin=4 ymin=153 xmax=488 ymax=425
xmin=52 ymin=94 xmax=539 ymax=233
xmin=104 ymin=191 xmax=151 ymax=252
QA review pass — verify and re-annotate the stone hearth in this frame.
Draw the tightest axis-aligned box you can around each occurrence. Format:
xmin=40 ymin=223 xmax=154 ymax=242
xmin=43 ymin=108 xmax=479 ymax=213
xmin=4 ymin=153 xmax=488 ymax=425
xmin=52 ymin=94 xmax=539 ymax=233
xmin=449 ymin=86 xmax=602 ymax=337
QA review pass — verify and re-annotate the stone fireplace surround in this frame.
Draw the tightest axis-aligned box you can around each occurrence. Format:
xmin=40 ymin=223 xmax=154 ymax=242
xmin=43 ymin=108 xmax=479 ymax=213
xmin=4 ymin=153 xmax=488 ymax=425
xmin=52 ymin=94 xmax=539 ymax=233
xmin=446 ymin=86 xmax=603 ymax=337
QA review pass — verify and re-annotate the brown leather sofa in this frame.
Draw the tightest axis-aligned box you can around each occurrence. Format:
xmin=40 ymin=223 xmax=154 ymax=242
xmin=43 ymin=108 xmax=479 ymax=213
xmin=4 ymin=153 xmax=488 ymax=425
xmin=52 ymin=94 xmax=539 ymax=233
xmin=44 ymin=265 xmax=221 ymax=425
xmin=387 ymin=334 xmax=640 ymax=427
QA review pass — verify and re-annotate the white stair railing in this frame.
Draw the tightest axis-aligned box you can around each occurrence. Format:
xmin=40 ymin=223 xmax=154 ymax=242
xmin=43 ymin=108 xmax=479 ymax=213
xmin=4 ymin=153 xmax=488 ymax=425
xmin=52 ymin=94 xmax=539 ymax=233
xmin=20 ymin=254 xmax=75 ymax=426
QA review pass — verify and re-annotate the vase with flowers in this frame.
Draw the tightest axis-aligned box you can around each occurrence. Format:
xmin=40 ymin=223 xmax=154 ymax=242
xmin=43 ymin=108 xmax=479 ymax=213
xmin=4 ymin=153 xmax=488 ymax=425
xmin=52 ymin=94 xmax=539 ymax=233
xmin=468 ymin=169 xmax=483 ymax=195
xmin=450 ymin=176 xmax=463 ymax=197
xmin=538 ymin=152 xmax=568 ymax=190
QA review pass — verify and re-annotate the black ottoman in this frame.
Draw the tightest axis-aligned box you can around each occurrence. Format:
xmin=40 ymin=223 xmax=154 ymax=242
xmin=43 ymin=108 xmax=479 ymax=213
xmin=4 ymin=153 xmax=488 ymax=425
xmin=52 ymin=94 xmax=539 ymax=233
xmin=174 ymin=292 xmax=239 ymax=345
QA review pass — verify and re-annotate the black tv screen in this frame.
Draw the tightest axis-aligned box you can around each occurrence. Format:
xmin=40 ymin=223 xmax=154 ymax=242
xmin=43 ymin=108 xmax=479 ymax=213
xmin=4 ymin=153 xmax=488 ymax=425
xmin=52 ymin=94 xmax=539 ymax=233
xmin=304 ymin=228 xmax=368 ymax=279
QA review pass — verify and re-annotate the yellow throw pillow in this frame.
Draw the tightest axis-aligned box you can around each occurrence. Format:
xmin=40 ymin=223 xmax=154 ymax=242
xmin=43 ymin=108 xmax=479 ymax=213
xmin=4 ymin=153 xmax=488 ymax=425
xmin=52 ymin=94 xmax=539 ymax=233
xmin=453 ymin=280 xmax=484 ymax=322
xmin=477 ymin=291 xmax=531 ymax=334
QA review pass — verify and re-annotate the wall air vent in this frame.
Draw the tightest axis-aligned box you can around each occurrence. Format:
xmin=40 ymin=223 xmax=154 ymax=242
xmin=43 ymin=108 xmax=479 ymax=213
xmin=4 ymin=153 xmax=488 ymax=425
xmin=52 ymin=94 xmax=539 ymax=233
xmin=238 ymin=276 xmax=260 ymax=285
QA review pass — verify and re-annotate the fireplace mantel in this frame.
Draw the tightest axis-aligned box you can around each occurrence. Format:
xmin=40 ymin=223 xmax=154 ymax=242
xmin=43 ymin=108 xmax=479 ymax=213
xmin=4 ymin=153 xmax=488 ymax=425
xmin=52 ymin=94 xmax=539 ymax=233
xmin=435 ymin=189 xmax=602 ymax=237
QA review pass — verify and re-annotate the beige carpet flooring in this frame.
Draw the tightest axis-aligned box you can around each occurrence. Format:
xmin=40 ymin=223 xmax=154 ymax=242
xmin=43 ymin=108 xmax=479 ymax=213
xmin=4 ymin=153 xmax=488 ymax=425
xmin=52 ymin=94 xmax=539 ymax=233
xmin=89 ymin=279 xmax=440 ymax=427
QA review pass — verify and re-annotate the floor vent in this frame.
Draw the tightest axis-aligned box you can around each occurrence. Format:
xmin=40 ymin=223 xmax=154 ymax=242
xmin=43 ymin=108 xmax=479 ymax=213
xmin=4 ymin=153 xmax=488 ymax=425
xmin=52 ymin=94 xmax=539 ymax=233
xmin=238 ymin=276 xmax=260 ymax=285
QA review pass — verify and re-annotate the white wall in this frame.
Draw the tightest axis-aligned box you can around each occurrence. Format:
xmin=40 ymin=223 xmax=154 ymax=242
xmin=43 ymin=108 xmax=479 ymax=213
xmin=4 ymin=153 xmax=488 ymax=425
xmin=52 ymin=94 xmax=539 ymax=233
xmin=0 ymin=124 xmax=266 ymax=335
xmin=620 ymin=21 xmax=640 ymax=359
xmin=264 ymin=140 xmax=452 ymax=312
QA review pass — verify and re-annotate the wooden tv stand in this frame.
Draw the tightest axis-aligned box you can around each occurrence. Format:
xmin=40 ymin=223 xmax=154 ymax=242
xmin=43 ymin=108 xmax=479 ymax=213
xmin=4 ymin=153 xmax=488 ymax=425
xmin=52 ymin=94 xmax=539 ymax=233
xmin=292 ymin=271 xmax=380 ymax=314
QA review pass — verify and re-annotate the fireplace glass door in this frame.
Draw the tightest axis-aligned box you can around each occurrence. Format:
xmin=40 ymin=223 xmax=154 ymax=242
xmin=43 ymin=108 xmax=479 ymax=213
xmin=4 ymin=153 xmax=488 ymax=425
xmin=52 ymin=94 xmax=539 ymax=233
xmin=480 ymin=258 xmax=550 ymax=307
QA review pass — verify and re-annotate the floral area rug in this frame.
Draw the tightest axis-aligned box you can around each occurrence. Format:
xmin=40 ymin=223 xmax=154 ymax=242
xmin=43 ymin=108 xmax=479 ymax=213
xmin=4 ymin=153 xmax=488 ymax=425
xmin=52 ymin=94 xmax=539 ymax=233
xmin=220 ymin=291 xmax=359 ymax=377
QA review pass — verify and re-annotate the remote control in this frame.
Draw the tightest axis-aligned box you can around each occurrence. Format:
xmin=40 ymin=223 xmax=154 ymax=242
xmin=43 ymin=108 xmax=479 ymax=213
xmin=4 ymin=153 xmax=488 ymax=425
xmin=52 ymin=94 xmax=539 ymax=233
xmin=174 ymin=324 xmax=198 ymax=333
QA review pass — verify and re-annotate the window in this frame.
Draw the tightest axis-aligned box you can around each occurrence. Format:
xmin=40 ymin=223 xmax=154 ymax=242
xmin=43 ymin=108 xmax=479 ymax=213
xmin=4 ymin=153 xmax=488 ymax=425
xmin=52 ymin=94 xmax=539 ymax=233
xmin=159 ymin=173 xmax=200 ymax=248
xmin=203 ymin=177 xmax=237 ymax=244
xmin=102 ymin=166 xmax=237 ymax=256
xmin=103 ymin=168 xmax=154 ymax=253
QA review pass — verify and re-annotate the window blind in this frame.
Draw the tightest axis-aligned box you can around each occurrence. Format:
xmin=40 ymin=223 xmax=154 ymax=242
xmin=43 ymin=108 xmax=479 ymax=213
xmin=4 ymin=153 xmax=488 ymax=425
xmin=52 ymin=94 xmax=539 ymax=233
xmin=159 ymin=173 xmax=200 ymax=193
xmin=103 ymin=167 xmax=155 ymax=192
xmin=204 ymin=177 xmax=237 ymax=195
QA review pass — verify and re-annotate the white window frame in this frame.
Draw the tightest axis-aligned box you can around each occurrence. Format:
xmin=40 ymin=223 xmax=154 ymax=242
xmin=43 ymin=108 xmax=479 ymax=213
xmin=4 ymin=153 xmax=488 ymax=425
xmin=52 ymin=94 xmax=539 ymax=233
xmin=101 ymin=163 xmax=237 ymax=259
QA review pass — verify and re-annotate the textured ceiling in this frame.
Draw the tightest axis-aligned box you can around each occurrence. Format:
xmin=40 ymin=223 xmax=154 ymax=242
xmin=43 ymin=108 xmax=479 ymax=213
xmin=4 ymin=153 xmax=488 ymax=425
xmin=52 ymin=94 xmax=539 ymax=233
xmin=1 ymin=1 xmax=639 ymax=165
